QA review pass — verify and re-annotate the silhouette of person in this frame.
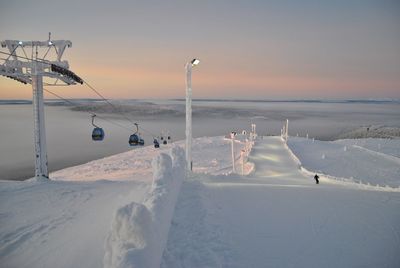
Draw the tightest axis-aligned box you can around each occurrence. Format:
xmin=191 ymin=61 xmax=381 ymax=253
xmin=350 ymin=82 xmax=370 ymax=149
xmin=314 ymin=174 xmax=319 ymax=184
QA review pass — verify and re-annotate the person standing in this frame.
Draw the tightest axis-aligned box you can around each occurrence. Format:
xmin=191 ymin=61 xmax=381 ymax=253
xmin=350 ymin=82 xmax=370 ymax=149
xmin=314 ymin=174 xmax=320 ymax=184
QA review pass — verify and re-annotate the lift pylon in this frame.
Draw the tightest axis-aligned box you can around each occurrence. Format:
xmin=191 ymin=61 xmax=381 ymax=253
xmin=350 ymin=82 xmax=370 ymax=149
xmin=0 ymin=34 xmax=82 ymax=180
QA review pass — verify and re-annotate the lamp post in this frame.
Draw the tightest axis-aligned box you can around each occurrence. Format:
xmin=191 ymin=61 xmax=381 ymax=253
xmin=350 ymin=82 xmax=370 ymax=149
xmin=185 ymin=58 xmax=200 ymax=172
xmin=230 ymin=132 xmax=236 ymax=173
xmin=285 ymin=119 xmax=289 ymax=142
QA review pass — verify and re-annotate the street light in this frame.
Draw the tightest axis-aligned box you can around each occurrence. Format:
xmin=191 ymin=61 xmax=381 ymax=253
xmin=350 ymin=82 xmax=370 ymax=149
xmin=185 ymin=58 xmax=200 ymax=173
xmin=191 ymin=59 xmax=200 ymax=65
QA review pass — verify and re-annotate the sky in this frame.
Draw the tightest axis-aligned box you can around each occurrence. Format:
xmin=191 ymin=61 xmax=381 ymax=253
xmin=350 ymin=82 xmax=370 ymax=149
xmin=0 ymin=0 xmax=399 ymax=100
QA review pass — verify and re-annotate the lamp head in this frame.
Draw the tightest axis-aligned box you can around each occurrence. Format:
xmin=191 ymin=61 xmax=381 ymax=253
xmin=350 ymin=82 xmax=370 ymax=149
xmin=191 ymin=58 xmax=200 ymax=66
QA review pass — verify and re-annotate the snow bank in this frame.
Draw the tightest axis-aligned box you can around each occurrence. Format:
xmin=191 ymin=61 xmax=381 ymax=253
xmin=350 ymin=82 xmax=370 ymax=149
xmin=51 ymin=146 xmax=161 ymax=182
xmin=52 ymin=136 xmax=237 ymax=182
xmin=104 ymin=146 xmax=185 ymax=268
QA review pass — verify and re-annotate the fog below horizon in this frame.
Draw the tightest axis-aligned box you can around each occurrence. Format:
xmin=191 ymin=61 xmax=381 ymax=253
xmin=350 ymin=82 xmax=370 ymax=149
xmin=1 ymin=100 xmax=399 ymax=181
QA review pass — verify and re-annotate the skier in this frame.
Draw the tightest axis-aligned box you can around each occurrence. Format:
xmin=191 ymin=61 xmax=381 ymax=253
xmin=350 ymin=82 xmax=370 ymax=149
xmin=314 ymin=174 xmax=319 ymax=184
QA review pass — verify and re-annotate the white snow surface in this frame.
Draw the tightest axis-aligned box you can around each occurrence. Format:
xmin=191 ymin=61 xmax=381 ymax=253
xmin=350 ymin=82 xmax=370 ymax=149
xmin=335 ymin=138 xmax=400 ymax=158
xmin=1 ymin=135 xmax=400 ymax=268
xmin=0 ymin=136 xmax=245 ymax=268
xmin=161 ymin=137 xmax=400 ymax=268
xmin=104 ymin=146 xmax=185 ymax=268
xmin=51 ymin=136 xmax=241 ymax=181
xmin=287 ymin=137 xmax=400 ymax=188
xmin=0 ymin=179 xmax=148 ymax=268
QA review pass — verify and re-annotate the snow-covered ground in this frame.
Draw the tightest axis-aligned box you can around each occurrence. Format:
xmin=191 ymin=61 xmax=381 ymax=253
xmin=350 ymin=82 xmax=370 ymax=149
xmin=1 ymin=135 xmax=399 ymax=267
xmin=0 ymin=136 xmax=246 ymax=268
xmin=337 ymin=125 xmax=400 ymax=139
xmin=287 ymin=137 xmax=400 ymax=188
xmin=335 ymin=138 xmax=400 ymax=158
xmin=51 ymin=136 xmax=242 ymax=182
xmin=161 ymin=137 xmax=400 ymax=268
xmin=0 ymin=179 xmax=148 ymax=268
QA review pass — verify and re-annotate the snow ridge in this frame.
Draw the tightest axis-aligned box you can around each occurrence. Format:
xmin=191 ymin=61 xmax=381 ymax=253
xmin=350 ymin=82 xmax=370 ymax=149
xmin=103 ymin=146 xmax=185 ymax=268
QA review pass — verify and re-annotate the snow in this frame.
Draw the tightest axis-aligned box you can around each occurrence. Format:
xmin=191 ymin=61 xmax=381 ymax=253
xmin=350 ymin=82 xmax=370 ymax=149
xmin=0 ymin=180 xmax=148 ymax=268
xmin=51 ymin=136 xmax=237 ymax=182
xmin=161 ymin=137 xmax=400 ymax=268
xmin=104 ymin=146 xmax=185 ymax=268
xmin=335 ymin=138 xmax=400 ymax=158
xmin=287 ymin=137 xmax=400 ymax=188
xmin=1 ymin=135 xmax=400 ymax=268
xmin=337 ymin=125 xmax=400 ymax=139
xmin=0 ymin=136 xmax=243 ymax=268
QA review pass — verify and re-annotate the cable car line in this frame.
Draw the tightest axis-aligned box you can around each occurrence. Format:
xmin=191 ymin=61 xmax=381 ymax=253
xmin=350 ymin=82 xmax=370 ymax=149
xmin=0 ymin=51 xmax=50 ymax=64
xmin=1 ymin=50 xmax=162 ymax=142
xmin=82 ymin=80 xmax=160 ymax=139
xmin=3 ymin=45 xmax=20 ymax=62
xmin=42 ymin=87 xmax=134 ymax=132
xmin=43 ymin=87 xmax=162 ymax=147
xmin=1 ymin=51 xmax=156 ymax=134
xmin=0 ymin=51 xmax=49 ymax=65
xmin=82 ymin=80 xmax=157 ymax=138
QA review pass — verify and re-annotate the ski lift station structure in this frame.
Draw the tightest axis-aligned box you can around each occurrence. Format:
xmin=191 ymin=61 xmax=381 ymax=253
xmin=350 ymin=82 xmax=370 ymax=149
xmin=0 ymin=34 xmax=83 ymax=180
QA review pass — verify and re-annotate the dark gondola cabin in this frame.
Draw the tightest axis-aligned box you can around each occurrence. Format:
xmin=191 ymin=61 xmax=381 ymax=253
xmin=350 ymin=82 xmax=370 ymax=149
xmin=154 ymin=139 xmax=160 ymax=148
xmin=129 ymin=123 xmax=145 ymax=146
xmin=92 ymin=127 xmax=104 ymax=141
xmin=129 ymin=134 xmax=139 ymax=146
xmin=163 ymin=140 xmax=167 ymax=145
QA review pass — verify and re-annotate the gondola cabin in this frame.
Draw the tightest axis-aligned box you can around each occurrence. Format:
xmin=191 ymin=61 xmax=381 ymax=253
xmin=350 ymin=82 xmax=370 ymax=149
xmin=154 ymin=139 xmax=160 ymax=148
xmin=129 ymin=134 xmax=139 ymax=146
xmin=92 ymin=127 xmax=105 ymax=141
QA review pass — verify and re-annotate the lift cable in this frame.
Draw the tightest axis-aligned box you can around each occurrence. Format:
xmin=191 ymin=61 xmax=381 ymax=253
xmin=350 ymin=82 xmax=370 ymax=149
xmin=0 ymin=51 xmax=49 ymax=64
xmin=42 ymin=87 xmax=134 ymax=133
xmin=1 ymin=51 xmax=159 ymax=137
xmin=3 ymin=45 xmax=20 ymax=62
xmin=83 ymin=81 xmax=158 ymax=137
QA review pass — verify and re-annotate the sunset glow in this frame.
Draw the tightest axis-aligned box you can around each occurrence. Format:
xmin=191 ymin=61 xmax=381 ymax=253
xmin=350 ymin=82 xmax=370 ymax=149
xmin=1 ymin=0 xmax=399 ymax=99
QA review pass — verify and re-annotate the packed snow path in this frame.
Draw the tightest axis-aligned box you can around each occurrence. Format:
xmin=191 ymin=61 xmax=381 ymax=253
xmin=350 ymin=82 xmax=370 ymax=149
xmin=162 ymin=136 xmax=400 ymax=268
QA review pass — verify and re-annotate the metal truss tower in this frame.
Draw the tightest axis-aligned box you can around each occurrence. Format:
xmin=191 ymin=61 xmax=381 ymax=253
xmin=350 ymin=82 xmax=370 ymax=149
xmin=0 ymin=33 xmax=82 ymax=180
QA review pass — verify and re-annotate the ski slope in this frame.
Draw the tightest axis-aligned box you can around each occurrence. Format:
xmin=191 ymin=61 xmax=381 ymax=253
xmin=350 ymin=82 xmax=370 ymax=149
xmin=162 ymin=137 xmax=400 ymax=268
xmin=0 ymin=136 xmax=399 ymax=268
xmin=288 ymin=137 xmax=400 ymax=187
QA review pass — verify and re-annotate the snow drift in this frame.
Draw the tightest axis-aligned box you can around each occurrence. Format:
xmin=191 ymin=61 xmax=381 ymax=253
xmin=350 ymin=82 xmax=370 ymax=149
xmin=103 ymin=146 xmax=185 ymax=268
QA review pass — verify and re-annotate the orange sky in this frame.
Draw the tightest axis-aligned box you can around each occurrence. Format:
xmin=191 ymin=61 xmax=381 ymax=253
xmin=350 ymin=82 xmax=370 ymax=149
xmin=1 ymin=0 xmax=399 ymax=99
xmin=2 ymin=60 xmax=398 ymax=100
